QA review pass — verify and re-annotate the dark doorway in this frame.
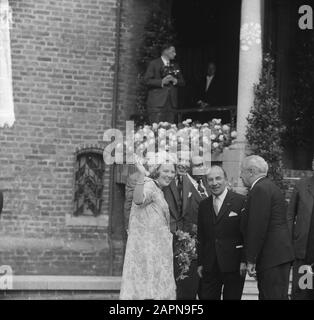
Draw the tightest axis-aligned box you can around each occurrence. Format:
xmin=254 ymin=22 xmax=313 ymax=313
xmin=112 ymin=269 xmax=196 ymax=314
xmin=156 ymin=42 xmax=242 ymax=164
xmin=171 ymin=0 xmax=241 ymax=123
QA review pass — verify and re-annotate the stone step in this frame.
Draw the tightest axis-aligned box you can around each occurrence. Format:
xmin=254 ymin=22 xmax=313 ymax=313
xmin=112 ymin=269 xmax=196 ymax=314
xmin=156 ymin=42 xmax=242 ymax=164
xmin=0 ymin=276 xmax=292 ymax=300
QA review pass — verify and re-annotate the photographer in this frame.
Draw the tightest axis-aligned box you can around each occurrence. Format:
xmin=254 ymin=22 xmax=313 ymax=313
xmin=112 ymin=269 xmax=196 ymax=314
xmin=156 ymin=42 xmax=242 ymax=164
xmin=144 ymin=44 xmax=185 ymax=124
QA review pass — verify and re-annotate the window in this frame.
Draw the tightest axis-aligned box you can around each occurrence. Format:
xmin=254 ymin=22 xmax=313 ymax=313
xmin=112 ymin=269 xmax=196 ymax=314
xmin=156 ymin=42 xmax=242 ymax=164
xmin=74 ymin=151 xmax=105 ymax=217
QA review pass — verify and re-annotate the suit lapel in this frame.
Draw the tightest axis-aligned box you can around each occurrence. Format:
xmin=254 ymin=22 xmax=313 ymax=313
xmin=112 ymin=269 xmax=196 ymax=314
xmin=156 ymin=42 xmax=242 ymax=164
xmin=203 ymin=196 xmax=215 ymax=225
xmin=158 ymin=57 xmax=165 ymax=77
xmin=307 ymin=177 xmax=314 ymax=210
xmin=182 ymin=175 xmax=191 ymax=217
xmin=215 ymin=190 xmax=233 ymax=224
xmin=307 ymin=177 xmax=314 ymax=195
xmin=169 ymin=179 xmax=180 ymax=218
xmin=202 ymin=176 xmax=211 ymax=198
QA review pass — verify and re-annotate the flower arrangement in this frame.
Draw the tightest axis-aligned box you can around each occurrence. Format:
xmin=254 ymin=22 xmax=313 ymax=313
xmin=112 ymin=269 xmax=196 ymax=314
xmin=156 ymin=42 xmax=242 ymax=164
xmin=174 ymin=230 xmax=198 ymax=281
xmin=127 ymin=119 xmax=237 ymax=159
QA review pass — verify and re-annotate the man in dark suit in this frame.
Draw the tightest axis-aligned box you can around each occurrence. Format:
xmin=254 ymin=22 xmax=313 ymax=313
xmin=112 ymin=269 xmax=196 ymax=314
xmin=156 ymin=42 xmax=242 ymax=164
xmin=197 ymin=166 xmax=247 ymax=300
xmin=240 ymin=155 xmax=295 ymax=300
xmin=163 ymin=156 xmax=210 ymax=299
xmin=287 ymin=174 xmax=314 ymax=300
xmin=144 ymin=44 xmax=185 ymax=124
xmin=197 ymin=62 xmax=220 ymax=107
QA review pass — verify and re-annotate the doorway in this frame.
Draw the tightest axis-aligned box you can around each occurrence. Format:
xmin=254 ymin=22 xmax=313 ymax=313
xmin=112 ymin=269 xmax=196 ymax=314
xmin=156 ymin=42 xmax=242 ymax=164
xmin=171 ymin=0 xmax=241 ymax=123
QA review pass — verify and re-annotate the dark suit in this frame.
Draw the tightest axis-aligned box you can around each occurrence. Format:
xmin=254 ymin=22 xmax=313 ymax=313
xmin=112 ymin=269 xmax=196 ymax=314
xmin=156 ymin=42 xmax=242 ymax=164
xmin=0 ymin=191 xmax=3 ymax=215
xmin=197 ymin=190 xmax=246 ymax=300
xmin=163 ymin=174 xmax=209 ymax=299
xmin=287 ymin=176 xmax=314 ymax=300
xmin=200 ymin=74 xmax=220 ymax=106
xmin=144 ymin=58 xmax=185 ymax=123
xmin=242 ymin=177 xmax=294 ymax=300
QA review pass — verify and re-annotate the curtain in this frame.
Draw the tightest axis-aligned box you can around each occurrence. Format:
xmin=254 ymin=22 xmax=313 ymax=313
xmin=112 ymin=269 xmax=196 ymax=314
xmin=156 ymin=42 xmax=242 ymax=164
xmin=0 ymin=0 xmax=15 ymax=127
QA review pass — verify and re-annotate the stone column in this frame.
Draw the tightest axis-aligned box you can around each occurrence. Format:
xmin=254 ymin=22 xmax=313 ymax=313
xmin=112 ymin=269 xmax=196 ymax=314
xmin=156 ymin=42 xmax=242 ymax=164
xmin=223 ymin=0 xmax=263 ymax=193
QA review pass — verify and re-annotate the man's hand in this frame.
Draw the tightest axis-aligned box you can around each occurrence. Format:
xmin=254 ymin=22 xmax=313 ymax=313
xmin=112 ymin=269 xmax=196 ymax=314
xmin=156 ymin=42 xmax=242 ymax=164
xmin=240 ymin=262 xmax=247 ymax=277
xmin=197 ymin=266 xmax=203 ymax=278
xmin=247 ymin=262 xmax=256 ymax=279
xmin=169 ymin=75 xmax=178 ymax=85
xmin=161 ymin=75 xmax=172 ymax=87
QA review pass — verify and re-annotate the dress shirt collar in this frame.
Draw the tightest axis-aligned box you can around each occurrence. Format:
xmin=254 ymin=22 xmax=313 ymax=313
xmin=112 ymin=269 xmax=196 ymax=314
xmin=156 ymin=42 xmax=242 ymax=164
xmin=251 ymin=176 xmax=266 ymax=190
xmin=161 ymin=56 xmax=170 ymax=66
xmin=213 ymin=187 xmax=228 ymax=203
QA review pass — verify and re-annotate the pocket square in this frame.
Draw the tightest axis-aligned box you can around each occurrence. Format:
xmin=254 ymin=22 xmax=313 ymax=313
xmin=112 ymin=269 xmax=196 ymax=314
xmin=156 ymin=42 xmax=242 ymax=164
xmin=236 ymin=245 xmax=243 ymax=249
xmin=188 ymin=192 xmax=192 ymax=198
xmin=229 ymin=211 xmax=238 ymax=217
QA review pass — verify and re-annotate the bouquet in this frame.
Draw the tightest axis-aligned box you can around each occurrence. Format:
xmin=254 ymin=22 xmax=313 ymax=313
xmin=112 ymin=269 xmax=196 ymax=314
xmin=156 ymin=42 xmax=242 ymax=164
xmin=174 ymin=230 xmax=198 ymax=281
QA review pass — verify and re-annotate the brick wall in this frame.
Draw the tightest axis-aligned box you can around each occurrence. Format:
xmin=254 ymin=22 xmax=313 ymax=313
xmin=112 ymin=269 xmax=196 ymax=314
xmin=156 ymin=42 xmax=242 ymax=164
xmin=0 ymin=0 xmax=166 ymax=277
xmin=116 ymin=0 xmax=157 ymax=128
xmin=0 ymin=0 xmax=124 ymax=276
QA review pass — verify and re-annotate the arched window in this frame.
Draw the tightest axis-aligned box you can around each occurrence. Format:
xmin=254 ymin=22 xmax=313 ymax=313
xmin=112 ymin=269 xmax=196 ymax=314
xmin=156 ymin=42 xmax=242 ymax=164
xmin=74 ymin=149 xmax=105 ymax=217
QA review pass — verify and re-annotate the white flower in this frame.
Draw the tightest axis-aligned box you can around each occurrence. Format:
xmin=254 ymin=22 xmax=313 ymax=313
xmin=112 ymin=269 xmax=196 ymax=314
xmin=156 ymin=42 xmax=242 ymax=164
xmin=134 ymin=133 xmax=141 ymax=141
xmin=186 ymin=119 xmax=192 ymax=123
xmin=152 ymin=123 xmax=158 ymax=130
xmin=214 ymin=125 xmax=221 ymax=130
xmin=212 ymin=142 xmax=219 ymax=149
xmin=219 ymin=135 xmax=224 ymax=141
xmin=191 ymin=128 xmax=199 ymax=136
xmin=158 ymin=128 xmax=166 ymax=138
xmin=210 ymin=134 xmax=216 ymax=140
xmin=231 ymin=131 xmax=237 ymax=138
xmin=203 ymin=136 xmax=209 ymax=144
xmin=159 ymin=139 xmax=166 ymax=147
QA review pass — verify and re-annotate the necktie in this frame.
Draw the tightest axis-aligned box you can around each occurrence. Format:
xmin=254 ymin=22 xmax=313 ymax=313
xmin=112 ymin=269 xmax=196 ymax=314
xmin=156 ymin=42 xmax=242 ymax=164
xmin=197 ymin=180 xmax=206 ymax=198
xmin=213 ymin=196 xmax=219 ymax=216
xmin=177 ymin=175 xmax=183 ymax=198
xmin=177 ymin=175 xmax=183 ymax=214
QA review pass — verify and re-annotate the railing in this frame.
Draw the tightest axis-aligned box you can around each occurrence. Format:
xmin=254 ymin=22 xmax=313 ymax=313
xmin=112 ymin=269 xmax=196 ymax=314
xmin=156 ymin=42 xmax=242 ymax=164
xmin=174 ymin=105 xmax=237 ymax=127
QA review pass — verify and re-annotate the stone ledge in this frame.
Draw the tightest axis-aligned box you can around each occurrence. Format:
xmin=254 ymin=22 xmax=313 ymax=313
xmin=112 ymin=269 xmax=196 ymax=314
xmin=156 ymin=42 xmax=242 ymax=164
xmin=8 ymin=276 xmax=121 ymax=291
xmin=0 ymin=237 xmax=109 ymax=252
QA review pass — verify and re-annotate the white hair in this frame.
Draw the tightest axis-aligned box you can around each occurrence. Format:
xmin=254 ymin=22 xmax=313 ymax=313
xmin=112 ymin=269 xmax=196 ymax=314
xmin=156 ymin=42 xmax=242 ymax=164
xmin=242 ymin=155 xmax=269 ymax=175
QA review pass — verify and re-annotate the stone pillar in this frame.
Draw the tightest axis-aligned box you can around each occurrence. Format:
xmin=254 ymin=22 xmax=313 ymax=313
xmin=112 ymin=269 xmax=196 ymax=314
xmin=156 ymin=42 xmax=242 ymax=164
xmin=223 ymin=0 xmax=263 ymax=194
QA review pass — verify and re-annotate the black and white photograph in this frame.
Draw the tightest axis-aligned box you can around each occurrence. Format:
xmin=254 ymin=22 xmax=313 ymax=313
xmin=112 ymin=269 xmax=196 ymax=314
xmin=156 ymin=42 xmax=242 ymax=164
xmin=0 ymin=0 xmax=314 ymax=305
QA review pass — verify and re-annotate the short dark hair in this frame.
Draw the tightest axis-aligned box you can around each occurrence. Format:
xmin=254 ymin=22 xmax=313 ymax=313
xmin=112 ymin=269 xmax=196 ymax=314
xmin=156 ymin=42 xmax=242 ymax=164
xmin=161 ymin=43 xmax=174 ymax=54
xmin=208 ymin=165 xmax=228 ymax=180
